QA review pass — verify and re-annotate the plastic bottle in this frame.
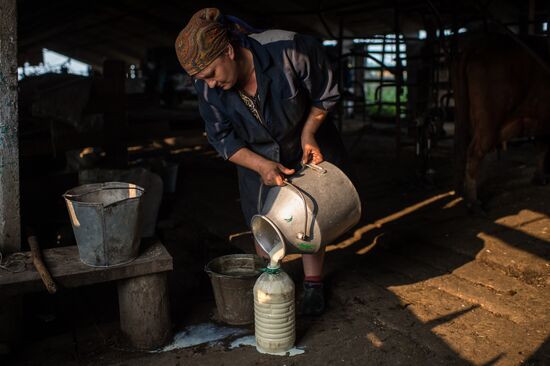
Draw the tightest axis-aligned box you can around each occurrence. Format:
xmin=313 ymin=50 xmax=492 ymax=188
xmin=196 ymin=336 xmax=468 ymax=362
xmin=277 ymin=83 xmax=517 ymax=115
xmin=253 ymin=264 xmax=295 ymax=354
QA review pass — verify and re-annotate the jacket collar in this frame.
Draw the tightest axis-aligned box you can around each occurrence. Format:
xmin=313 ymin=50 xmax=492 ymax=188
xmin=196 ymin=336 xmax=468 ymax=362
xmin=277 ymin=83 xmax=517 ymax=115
xmin=244 ymin=35 xmax=272 ymax=72
xmin=218 ymin=35 xmax=273 ymax=118
xmin=243 ymin=36 xmax=272 ymax=113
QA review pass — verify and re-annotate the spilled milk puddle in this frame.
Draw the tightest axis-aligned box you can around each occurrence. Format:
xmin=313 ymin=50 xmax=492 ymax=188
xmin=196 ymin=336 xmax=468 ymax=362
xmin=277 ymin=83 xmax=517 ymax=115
xmin=229 ymin=335 xmax=305 ymax=356
xmin=154 ymin=322 xmax=305 ymax=356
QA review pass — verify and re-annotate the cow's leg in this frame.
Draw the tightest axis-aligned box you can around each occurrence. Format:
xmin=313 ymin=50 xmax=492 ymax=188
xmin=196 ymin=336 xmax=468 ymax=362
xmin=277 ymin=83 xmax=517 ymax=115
xmin=464 ymin=136 xmax=488 ymax=213
xmin=533 ymin=137 xmax=550 ymax=185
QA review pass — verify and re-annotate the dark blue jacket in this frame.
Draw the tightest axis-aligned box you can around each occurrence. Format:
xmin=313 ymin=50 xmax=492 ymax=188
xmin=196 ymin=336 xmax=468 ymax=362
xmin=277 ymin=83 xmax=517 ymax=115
xmin=195 ymin=30 xmax=349 ymax=226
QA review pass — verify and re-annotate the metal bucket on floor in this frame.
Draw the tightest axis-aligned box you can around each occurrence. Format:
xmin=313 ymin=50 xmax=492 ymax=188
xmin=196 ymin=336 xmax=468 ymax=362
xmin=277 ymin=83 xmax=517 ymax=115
xmin=63 ymin=182 xmax=145 ymax=267
xmin=205 ymin=254 xmax=264 ymax=325
xmin=251 ymin=161 xmax=361 ymax=255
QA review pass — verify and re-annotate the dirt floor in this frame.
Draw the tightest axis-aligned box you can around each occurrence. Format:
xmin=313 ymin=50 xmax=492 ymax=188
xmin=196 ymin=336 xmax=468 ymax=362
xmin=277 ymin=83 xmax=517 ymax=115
xmin=3 ymin=123 xmax=550 ymax=366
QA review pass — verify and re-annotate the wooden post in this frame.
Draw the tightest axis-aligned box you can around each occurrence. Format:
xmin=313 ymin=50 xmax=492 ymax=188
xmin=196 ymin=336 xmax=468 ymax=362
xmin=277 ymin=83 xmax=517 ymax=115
xmin=0 ymin=0 xmax=21 ymax=253
xmin=547 ymin=2 xmax=550 ymax=55
xmin=103 ymin=59 xmax=128 ymax=168
xmin=528 ymin=0 xmax=536 ymax=35
xmin=117 ymin=273 xmax=172 ymax=349
xmin=0 ymin=0 xmax=22 ymax=354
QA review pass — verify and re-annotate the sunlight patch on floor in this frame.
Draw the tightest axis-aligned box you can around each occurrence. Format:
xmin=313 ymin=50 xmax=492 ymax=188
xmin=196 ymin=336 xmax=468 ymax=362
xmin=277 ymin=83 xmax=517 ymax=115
xmin=494 ymin=209 xmax=550 ymax=243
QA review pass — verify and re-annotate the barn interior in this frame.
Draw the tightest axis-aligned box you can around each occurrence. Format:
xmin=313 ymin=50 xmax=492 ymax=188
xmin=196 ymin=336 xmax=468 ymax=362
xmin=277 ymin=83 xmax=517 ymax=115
xmin=1 ymin=0 xmax=549 ymax=365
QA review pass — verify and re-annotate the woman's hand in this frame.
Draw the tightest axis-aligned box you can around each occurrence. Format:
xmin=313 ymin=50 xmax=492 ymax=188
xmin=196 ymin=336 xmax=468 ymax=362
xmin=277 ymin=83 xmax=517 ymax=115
xmin=258 ymin=160 xmax=295 ymax=186
xmin=301 ymin=132 xmax=324 ymax=165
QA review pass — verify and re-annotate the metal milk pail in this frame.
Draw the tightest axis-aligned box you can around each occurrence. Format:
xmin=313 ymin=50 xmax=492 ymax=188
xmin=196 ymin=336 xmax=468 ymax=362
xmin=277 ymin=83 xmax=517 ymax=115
xmin=204 ymin=254 xmax=264 ymax=325
xmin=63 ymin=182 xmax=145 ymax=267
xmin=251 ymin=161 xmax=361 ymax=254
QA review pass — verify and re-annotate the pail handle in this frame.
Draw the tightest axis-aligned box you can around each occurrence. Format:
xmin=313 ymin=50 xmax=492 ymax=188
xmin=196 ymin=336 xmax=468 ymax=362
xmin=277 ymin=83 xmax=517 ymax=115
xmin=283 ymin=180 xmax=310 ymax=240
xmin=302 ymin=162 xmax=327 ymax=175
xmin=257 ymin=163 xmax=324 ymax=241
xmin=64 ymin=184 xmax=145 ymax=199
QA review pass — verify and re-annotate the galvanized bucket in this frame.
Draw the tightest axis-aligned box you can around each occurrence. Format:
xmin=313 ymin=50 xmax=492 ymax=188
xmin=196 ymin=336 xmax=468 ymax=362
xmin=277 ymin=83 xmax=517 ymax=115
xmin=63 ymin=182 xmax=145 ymax=267
xmin=205 ymin=254 xmax=264 ymax=325
xmin=251 ymin=161 xmax=361 ymax=255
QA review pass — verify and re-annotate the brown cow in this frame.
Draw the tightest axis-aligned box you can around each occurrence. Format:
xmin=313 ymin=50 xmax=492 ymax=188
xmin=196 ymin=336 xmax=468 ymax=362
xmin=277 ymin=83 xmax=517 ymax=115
xmin=452 ymin=33 xmax=550 ymax=210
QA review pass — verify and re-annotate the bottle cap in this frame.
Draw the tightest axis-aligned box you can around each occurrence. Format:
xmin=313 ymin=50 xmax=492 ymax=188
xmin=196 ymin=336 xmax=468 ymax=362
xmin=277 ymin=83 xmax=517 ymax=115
xmin=261 ymin=266 xmax=281 ymax=274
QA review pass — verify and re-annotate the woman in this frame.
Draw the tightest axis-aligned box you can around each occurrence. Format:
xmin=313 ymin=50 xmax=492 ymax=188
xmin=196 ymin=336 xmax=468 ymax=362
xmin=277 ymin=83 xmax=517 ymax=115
xmin=175 ymin=8 xmax=351 ymax=315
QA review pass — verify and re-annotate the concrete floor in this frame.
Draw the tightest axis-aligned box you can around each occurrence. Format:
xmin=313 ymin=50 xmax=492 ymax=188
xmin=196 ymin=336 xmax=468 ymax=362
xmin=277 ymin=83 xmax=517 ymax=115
xmin=4 ymin=126 xmax=549 ymax=366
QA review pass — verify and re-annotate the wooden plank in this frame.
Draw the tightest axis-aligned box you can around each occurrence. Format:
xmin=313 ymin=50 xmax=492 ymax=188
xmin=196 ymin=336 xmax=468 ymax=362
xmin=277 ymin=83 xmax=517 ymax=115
xmin=0 ymin=240 xmax=172 ymax=297
xmin=0 ymin=0 xmax=21 ymax=253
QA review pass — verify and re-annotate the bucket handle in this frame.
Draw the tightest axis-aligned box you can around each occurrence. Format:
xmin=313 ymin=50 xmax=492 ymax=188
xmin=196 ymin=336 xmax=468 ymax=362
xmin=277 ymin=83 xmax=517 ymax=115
xmin=257 ymin=163 xmax=324 ymax=241
xmin=64 ymin=184 xmax=145 ymax=199
xmin=283 ymin=180 xmax=310 ymax=240
xmin=302 ymin=162 xmax=327 ymax=175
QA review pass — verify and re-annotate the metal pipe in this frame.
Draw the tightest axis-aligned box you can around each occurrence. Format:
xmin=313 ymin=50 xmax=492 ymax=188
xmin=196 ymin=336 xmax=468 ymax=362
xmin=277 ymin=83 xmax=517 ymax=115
xmin=337 ymin=17 xmax=344 ymax=132
xmin=394 ymin=1 xmax=403 ymax=158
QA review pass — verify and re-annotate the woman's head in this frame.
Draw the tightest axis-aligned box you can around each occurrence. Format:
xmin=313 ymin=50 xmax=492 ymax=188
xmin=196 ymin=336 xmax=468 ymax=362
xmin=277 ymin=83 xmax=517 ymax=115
xmin=175 ymin=8 xmax=228 ymax=75
xmin=192 ymin=44 xmax=240 ymax=90
xmin=175 ymin=8 xmax=243 ymax=89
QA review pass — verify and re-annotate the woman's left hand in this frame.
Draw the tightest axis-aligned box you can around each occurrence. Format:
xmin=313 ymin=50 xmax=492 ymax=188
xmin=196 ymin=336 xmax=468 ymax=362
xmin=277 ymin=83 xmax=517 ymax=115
xmin=301 ymin=132 xmax=324 ymax=165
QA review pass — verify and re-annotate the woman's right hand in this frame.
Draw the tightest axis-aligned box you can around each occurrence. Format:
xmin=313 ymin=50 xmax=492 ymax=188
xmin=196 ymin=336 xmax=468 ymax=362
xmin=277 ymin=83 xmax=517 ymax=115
xmin=258 ymin=160 xmax=295 ymax=186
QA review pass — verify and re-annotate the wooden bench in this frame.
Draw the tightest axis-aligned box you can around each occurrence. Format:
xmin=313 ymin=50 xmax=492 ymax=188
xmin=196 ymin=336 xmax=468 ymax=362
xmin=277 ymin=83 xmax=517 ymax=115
xmin=0 ymin=240 xmax=173 ymax=350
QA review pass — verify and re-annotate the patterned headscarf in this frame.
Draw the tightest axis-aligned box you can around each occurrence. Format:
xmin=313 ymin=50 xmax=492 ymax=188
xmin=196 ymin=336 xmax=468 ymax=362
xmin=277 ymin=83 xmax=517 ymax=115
xmin=175 ymin=8 xmax=228 ymax=76
xmin=175 ymin=8 xmax=260 ymax=76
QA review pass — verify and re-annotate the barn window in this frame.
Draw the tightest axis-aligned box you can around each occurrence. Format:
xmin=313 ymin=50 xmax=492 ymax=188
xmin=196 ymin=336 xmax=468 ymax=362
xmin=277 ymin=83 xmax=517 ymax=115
xmin=18 ymin=48 xmax=91 ymax=80
xmin=336 ymin=34 xmax=407 ymax=120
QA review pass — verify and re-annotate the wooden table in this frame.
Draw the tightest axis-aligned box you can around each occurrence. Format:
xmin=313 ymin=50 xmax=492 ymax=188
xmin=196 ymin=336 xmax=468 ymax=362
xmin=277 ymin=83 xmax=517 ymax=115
xmin=0 ymin=240 xmax=173 ymax=350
